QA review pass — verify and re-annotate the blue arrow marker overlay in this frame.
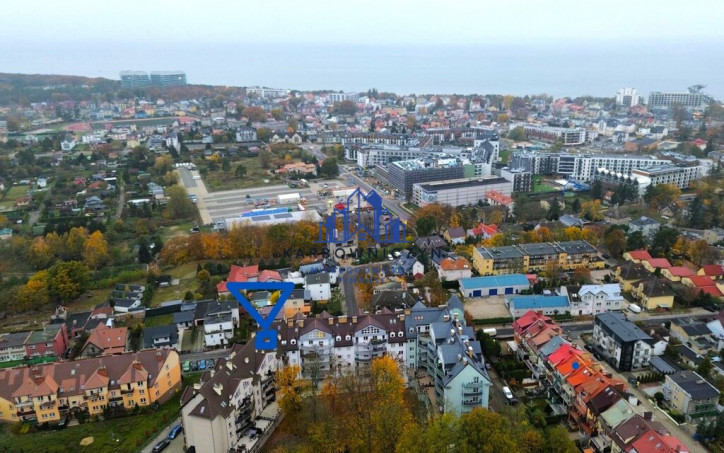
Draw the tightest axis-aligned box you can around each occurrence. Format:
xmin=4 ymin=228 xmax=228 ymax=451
xmin=227 ymin=281 xmax=294 ymax=351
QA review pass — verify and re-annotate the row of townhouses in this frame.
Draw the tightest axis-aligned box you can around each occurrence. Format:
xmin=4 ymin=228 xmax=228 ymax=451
xmin=511 ymin=310 xmax=696 ymax=452
xmin=472 ymin=240 xmax=604 ymax=276
xmin=0 ymin=349 xmax=181 ymax=424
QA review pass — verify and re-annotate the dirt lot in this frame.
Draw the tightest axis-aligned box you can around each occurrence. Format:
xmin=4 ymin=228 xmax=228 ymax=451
xmin=463 ymin=295 xmax=511 ymax=319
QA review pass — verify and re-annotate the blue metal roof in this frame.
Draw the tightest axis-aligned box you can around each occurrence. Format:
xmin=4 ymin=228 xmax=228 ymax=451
xmin=508 ymin=295 xmax=569 ymax=310
xmin=459 ymin=274 xmax=530 ymax=290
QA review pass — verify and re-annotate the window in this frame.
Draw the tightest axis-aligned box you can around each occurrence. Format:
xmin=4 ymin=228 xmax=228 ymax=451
xmin=140 ymin=398 xmax=146 ymax=404
xmin=390 ymin=332 xmax=396 ymax=338
xmin=139 ymin=389 xmax=145 ymax=395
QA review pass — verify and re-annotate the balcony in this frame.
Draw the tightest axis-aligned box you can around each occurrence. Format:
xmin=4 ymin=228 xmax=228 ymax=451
xmin=120 ymin=388 xmax=134 ymax=395
xmin=462 ymin=399 xmax=480 ymax=406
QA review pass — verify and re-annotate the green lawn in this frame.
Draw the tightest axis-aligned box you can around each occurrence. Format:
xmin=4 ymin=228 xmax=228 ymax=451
xmin=151 ymin=262 xmax=201 ymax=306
xmin=531 ymin=176 xmax=558 ymax=193
xmin=0 ymin=356 xmax=55 ymax=370
xmin=143 ymin=314 xmax=174 ymax=327
xmin=0 ymin=389 xmax=185 ymax=453
xmin=203 ymin=157 xmax=282 ymax=191
xmin=0 ymin=185 xmax=29 ymax=210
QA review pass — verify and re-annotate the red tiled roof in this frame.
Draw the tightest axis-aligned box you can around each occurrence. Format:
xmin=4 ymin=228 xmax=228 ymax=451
xmin=686 ymin=276 xmax=717 ymax=287
xmin=628 ymin=250 xmax=652 ymax=261
xmin=485 ymin=190 xmax=514 ymax=206
xmin=697 ymin=286 xmax=723 ymax=298
xmin=645 ymin=258 xmax=672 ymax=269
xmin=667 ymin=266 xmax=695 ymax=277
xmin=700 ymin=265 xmax=724 ymax=277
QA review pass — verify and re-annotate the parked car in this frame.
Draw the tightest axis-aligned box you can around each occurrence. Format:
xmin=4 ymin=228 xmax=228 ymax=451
xmin=168 ymin=424 xmax=183 ymax=440
xmin=182 ymin=361 xmax=190 ymax=372
xmin=198 ymin=359 xmax=206 ymax=370
xmin=152 ymin=439 xmax=170 ymax=452
xmin=191 ymin=361 xmax=199 ymax=371
xmin=207 ymin=359 xmax=215 ymax=369
xmin=189 ymin=227 xmax=200 ymax=234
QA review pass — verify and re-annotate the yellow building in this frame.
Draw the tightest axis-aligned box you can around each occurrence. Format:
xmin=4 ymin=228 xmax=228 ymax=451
xmin=472 ymin=240 xmax=604 ymax=276
xmin=615 ymin=262 xmax=651 ymax=291
xmin=0 ymin=349 xmax=181 ymax=424
xmin=632 ymin=277 xmax=675 ymax=310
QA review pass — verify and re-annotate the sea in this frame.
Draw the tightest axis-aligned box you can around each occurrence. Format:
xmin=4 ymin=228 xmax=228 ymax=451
xmin=2 ymin=39 xmax=723 ymax=99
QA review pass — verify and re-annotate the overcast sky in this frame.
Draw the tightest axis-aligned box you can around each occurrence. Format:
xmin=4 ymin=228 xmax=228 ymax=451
xmin=1 ymin=0 xmax=723 ymax=45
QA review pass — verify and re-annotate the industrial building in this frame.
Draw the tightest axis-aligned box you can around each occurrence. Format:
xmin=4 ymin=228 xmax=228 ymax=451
xmin=412 ymin=176 xmax=512 ymax=207
xmin=459 ymin=274 xmax=530 ymax=297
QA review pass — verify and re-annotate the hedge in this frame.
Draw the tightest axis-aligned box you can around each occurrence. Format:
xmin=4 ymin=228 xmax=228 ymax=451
xmin=473 ymin=317 xmax=513 ymax=326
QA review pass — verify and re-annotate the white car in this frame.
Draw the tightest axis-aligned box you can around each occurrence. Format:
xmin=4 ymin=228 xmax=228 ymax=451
xmin=387 ymin=254 xmax=394 ymax=261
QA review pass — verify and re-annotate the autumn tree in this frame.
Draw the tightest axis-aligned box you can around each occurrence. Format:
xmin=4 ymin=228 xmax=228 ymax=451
xmin=580 ymin=199 xmax=604 ymax=221
xmin=259 ymin=149 xmax=273 ymax=169
xmin=29 ymin=237 xmax=54 ymax=269
xmin=154 ymin=155 xmax=174 ymax=174
xmin=165 ymin=185 xmax=197 ymax=219
xmin=65 ymin=227 xmax=89 ymax=260
xmin=47 ymin=261 xmax=90 ymax=303
xmin=16 ymin=271 xmax=50 ymax=310
xmin=83 ymin=230 xmax=109 ymax=269
xmin=458 ymin=408 xmax=518 ymax=452
xmin=277 ymin=365 xmax=310 ymax=418
xmin=605 ymin=229 xmax=627 ymax=257
xmin=643 ymin=183 xmax=681 ymax=209
xmin=320 ymin=157 xmax=339 ymax=177
xmin=241 ymin=106 xmax=267 ymax=123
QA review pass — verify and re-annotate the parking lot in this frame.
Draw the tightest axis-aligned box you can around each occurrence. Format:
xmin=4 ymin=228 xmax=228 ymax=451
xmin=182 ymin=357 xmax=216 ymax=373
xmin=178 ymin=167 xmax=352 ymax=225
xmin=463 ymin=295 xmax=511 ymax=319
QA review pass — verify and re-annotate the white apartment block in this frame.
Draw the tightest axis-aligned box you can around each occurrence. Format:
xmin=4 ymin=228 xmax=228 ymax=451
xmin=559 ymin=284 xmax=625 ymax=316
xmin=181 ymin=343 xmax=281 ymax=453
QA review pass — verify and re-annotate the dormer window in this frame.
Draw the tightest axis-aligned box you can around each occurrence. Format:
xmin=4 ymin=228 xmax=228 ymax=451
xmin=390 ymin=332 xmax=396 ymax=338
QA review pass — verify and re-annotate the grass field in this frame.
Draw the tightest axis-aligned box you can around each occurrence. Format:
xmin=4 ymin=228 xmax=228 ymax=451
xmin=151 ymin=262 xmax=200 ymax=306
xmin=0 ymin=389 xmax=184 ymax=453
xmin=203 ymin=157 xmax=282 ymax=191
xmin=0 ymin=185 xmax=29 ymax=210
xmin=531 ymin=176 xmax=558 ymax=193
xmin=143 ymin=313 xmax=174 ymax=327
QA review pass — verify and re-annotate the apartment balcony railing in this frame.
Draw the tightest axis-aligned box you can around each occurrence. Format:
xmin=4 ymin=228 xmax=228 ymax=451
xmin=462 ymin=399 xmax=480 ymax=406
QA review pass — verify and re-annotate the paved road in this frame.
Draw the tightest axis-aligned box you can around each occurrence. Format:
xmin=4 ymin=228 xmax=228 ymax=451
xmin=140 ymin=417 xmax=184 ymax=453
xmin=178 ymin=168 xmax=212 ymax=225
xmin=114 ymin=184 xmax=125 ymax=219
xmin=341 ymin=168 xmax=411 ymax=222
xmin=341 ymin=269 xmax=359 ymax=315
xmin=180 ymin=348 xmax=230 ymax=363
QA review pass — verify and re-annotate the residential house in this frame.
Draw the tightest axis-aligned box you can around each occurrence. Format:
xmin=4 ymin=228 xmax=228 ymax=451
xmin=141 ymin=325 xmax=179 ymax=350
xmin=615 ymin=262 xmax=651 ymax=291
xmin=628 ymin=216 xmax=660 ymax=240
xmin=472 ymin=240 xmax=604 ymax=276
xmin=216 ymin=264 xmax=260 ymax=295
xmin=698 ymin=264 xmax=724 ymax=281
xmin=506 ymin=295 xmax=570 ymax=318
xmin=0 ymin=349 xmax=181 ymax=423
xmin=632 ymin=277 xmax=675 ymax=310
xmin=592 ymin=312 xmax=653 ymax=371
xmin=663 ymin=370 xmax=720 ymax=425
xmin=173 ymin=311 xmax=195 ymax=329
xmin=676 ymin=344 xmax=704 ymax=368
xmin=623 ymin=250 xmax=653 ymax=264
xmin=79 ymin=325 xmax=128 ymax=357
xmin=112 ymin=298 xmax=142 ymax=313
xmin=370 ymin=290 xmax=416 ymax=311
xmin=305 ymin=273 xmax=331 ymax=301
xmin=415 ymin=235 xmax=447 ymax=251
xmin=459 ymin=274 xmax=530 ymax=298
xmin=283 ymin=289 xmax=311 ymax=318
xmin=180 ymin=342 xmax=280 ymax=453
xmin=24 ymin=324 xmax=69 ymax=359
xmin=559 ymin=283 xmax=625 ymax=316
xmin=467 ymin=223 xmax=498 ymax=239
xmin=0 ymin=228 xmax=12 ymax=241
xmin=435 ymin=256 xmax=473 ymax=281
xmin=669 ymin=319 xmax=715 ymax=355
xmin=0 ymin=332 xmax=31 ymax=362
xmin=203 ymin=313 xmax=234 ymax=347
xmin=389 ymin=250 xmax=424 ymax=278
xmin=661 ymin=266 xmax=695 ymax=282
xmin=444 ymin=227 xmax=467 ymax=245
xmin=642 ymin=257 xmax=672 ymax=273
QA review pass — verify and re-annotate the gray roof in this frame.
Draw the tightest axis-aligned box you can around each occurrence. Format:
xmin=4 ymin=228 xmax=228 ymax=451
xmin=141 ymin=325 xmax=178 ymax=350
xmin=173 ymin=311 xmax=195 ymax=324
xmin=668 ymin=371 xmax=720 ymax=400
xmin=673 ymin=318 xmax=713 ymax=337
xmin=538 ymin=335 xmax=569 ymax=358
xmin=0 ymin=331 xmax=31 ymax=349
xmin=112 ymin=298 xmax=139 ymax=308
xmin=595 ymin=312 xmax=652 ymax=344
xmin=305 ymin=273 xmax=330 ymax=285
xmin=649 ymin=355 xmax=677 ymax=375
xmin=631 ymin=216 xmax=660 ymax=226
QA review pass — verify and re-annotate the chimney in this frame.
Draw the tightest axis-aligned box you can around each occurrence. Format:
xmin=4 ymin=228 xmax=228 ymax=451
xmin=339 ymin=316 xmax=347 ymax=324
xmin=210 ymin=369 xmax=215 ymax=378
xmin=450 ymin=328 xmax=456 ymax=337
xmin=213 ymin=383 xmax=223 ymax=396
xmin=457 ymin=353 xmax=462 ymax=361
xmin=226 ymin=362 xmax=233 ymax=371
xmin=404 ymin=309 xmax=411 ymax=315
xmin=287 ymin=320 xmax=294 ymax=327
xmin=643 ymin=411 xmax=652 ymax=420
xmin=443 ymin=314 xmax=450 ymax=322
xmin=193 ymin=383 xmax=201 ymax=391
xmin=458 ymin=326 xmax=463 ymax=335
xmin=399 ymin=314 xmax=405 ymax=321
xmin=352 ymin=316 xmax=357 ymax=323
xmin=328 ymin=318 xmax=334 ymax=325
xmin=297 ymin=320 xmax=304 ymax=328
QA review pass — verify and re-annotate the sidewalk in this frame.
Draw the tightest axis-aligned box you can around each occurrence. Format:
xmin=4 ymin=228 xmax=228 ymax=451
xmin=140 ymin=416 xmax=184 ymax=453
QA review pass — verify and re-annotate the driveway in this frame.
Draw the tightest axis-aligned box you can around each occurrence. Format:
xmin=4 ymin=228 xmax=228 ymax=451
xmin=140 ymin=417 xmax=184 ymax=453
